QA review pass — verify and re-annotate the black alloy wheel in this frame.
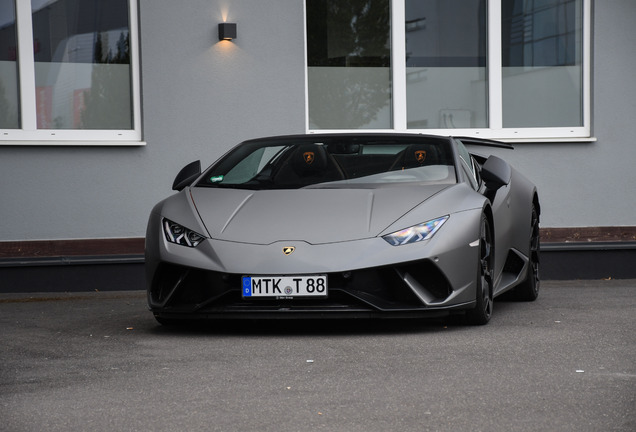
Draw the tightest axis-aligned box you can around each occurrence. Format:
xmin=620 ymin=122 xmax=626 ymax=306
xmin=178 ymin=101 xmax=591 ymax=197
xmin=466 ymin=214 xmax=494 ymax=325
xmin=515 ymin=204 xmax=540 ymax=301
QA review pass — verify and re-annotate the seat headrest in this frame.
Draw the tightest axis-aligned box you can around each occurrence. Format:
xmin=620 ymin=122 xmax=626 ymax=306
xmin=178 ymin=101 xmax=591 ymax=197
xmin=290 ymin=143 xmax=329 ymax=175
xmin=397 ymin=144 xmax=440 ymax=169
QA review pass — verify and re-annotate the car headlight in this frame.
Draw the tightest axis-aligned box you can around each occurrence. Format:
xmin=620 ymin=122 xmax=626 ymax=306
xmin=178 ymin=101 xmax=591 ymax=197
xmin=382 ymin=216 xmax=449 ymax=246
xmin=163 ymin=218 xmax=206 ymax=247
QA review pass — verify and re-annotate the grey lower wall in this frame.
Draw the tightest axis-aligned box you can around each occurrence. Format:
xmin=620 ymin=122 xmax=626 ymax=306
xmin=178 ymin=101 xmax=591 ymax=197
xmin=0 ymin=0 xmax=635 ymax=242
xmin=2 ymin=246 xmax=635 ymax=294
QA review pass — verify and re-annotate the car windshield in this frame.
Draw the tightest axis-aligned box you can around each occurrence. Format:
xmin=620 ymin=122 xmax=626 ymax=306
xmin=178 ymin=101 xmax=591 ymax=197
xmin=197 ymin=136 xmax=457 ymax=190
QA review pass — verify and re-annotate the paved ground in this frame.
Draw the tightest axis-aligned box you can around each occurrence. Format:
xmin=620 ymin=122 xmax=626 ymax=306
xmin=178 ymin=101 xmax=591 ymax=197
xmin=0 ymin=279 xmax=634 ymax=432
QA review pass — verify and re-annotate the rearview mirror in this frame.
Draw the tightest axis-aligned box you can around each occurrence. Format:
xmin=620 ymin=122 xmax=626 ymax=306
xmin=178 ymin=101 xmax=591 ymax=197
xmin=172 ymin=160 xmax=201 ymax=191
xmin=481 ymin=155 xmax=511 ymax=191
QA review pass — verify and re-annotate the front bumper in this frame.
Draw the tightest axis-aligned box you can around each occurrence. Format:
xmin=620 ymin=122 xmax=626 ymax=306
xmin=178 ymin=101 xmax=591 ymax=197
xmin=146 ymin=207 xmax=483 ymax=320
xmin=147 ymin=258 xmax=476 ymax=320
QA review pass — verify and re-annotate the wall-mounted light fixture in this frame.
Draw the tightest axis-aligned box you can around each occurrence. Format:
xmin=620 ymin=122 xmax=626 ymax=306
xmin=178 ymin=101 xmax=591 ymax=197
xmin=218 ymin=23 xmax=237 ymax=41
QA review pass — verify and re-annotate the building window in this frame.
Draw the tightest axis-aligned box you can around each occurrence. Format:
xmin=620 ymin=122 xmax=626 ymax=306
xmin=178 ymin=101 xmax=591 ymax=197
xmin=0 ymin=0 xmax=141 ymax=144
xmin=502 ymin=0 xmax=583 ymax=128
xmin=0 ymin=0 xmax=19 ymax=129
xmin=306 ymin=0 xmax=392 ymax=129
xmin=306 ymin=0 xmax=590 ymax=140
xmin=405 ymin=0 xmax=488 ymax=129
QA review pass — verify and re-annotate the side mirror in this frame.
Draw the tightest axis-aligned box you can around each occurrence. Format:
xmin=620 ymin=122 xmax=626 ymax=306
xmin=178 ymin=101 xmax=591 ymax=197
xmin=172 ymin=160 xmax=201 ymax=191
xmin=481 ymin=155 xmax=511 ymax=191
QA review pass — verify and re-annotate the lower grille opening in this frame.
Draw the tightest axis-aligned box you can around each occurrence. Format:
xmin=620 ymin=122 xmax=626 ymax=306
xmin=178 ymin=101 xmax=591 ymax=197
xmin=150 ymin=263 xmax=238 ymax=306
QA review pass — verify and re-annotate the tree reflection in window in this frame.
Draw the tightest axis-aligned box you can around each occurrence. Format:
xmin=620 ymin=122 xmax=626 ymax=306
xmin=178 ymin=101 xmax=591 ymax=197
xmin=307 ymin=0 xmax=392 ymax=129
xmin=81 ymin=32 xmax=132 ymax=129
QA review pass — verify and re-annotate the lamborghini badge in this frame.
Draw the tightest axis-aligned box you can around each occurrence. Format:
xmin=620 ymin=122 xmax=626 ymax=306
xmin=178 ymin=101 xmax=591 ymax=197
xmin=415 ymin=150 xmax=427 ymax=163
xmin=303 ymin=152 xmax=315 ymax=164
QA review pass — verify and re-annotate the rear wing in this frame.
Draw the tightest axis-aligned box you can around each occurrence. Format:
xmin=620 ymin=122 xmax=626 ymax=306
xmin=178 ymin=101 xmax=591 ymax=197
xmin=454 ymin=136 xmax=514 ymax=150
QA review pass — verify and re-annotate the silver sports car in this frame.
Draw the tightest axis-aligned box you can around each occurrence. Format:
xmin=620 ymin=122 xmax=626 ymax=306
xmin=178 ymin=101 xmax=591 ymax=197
xmin=146 ymin=134 xmax=540 ymax=325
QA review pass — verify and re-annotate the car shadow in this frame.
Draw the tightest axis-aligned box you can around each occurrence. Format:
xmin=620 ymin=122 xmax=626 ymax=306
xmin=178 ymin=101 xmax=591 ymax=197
xmin=147 ymin=313 xmax=480 ymax=337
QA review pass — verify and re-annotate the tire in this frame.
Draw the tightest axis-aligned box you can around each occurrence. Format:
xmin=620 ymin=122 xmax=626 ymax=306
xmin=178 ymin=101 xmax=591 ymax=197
xmin=466 ymin=214 xmax=494 ymax=325
xmin=514 ymin=204 xmax=540 ymax=301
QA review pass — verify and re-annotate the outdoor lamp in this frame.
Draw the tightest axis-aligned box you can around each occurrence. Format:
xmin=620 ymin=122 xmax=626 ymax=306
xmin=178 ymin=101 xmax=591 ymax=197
xmin=218 ymin=23 xmax=237 ymax=41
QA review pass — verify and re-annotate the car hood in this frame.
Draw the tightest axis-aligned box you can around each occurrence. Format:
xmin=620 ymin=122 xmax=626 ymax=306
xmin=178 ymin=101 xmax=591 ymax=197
xmin=189 ymin=185 xmax=451 ymax=245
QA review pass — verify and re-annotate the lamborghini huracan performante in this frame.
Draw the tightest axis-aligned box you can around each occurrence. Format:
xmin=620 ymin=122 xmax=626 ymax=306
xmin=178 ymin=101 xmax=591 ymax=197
xmin=146 ymin=134 xmax=540 ymax=325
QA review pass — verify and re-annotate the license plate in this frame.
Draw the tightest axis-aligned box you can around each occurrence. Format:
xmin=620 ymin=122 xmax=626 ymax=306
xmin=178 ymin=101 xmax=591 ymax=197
xmin=242 ymin=275 xmax=328 ymax=298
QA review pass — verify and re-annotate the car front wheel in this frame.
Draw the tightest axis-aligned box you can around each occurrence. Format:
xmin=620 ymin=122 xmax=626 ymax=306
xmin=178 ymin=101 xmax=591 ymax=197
xmin=466 ymin=214 xmax=494 ymax=325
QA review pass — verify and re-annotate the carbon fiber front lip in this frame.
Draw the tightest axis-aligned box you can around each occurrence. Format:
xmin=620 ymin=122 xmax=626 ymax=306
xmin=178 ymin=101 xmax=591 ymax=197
xmin=153 ymin=309 xmax=462 ymax=321
xmin=150 ymin=299 xmax=476 ymax=320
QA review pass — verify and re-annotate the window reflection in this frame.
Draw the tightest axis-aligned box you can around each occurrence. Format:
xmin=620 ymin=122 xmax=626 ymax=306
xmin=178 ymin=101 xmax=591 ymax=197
xmin=306 ymin=0 xmax=392 ymax=129
xmin=31 ymin=0 xmax=132 ymax=129
xmin=405 ymin=0 xmax=488 ymax=129
xmin=502 ymin=0 xmax=583 ymax=127
xmin=0 ymin=0 xmax=20 ymax=128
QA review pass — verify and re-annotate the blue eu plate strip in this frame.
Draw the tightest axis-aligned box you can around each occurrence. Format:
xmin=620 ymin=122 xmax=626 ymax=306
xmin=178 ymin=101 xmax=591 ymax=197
xmin=242 ymin=277 xmax=252 ymax=296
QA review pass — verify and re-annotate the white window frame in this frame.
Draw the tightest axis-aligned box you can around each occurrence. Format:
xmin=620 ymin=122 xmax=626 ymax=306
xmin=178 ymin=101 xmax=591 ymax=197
xmin=305 ymin=0 xmax=592 ymax=142
xmin=1 ymin=0 xmax=143 ymax=146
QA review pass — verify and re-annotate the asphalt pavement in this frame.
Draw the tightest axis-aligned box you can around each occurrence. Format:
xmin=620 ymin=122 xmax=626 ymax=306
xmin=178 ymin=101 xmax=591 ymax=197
xmin=0 ymin=279 xmax=634 ymax=432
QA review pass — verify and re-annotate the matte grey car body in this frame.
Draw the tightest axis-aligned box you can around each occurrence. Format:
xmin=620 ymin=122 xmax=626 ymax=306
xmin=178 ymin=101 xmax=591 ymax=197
xmin=146 ymin=134 xmax=540 ymax=325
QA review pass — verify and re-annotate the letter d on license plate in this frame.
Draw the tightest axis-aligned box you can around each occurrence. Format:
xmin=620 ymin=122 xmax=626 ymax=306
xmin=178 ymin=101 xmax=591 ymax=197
xmin=242 ymin=275 xmax=328 ymax=298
